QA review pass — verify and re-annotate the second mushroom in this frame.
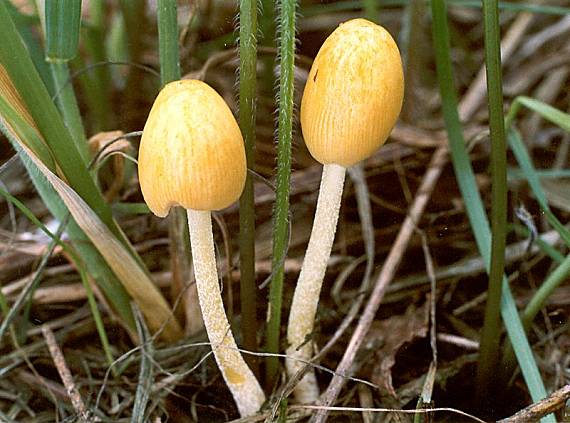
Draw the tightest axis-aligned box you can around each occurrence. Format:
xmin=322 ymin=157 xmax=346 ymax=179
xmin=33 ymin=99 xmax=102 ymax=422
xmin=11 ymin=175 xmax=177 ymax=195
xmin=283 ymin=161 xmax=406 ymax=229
xmin=286 ymin=18 xmax=405 ymax=403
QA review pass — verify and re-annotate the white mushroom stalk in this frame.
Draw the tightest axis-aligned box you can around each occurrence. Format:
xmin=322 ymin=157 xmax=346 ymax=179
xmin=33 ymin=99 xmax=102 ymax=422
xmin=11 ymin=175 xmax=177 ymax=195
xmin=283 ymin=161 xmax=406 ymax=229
xmin=187 ymin=210 xmax=265 ymax=416
xmin=286 ymin=19 xmax=404 ymax=403
xmin=138 ymin=80 xmax=265 ymax=416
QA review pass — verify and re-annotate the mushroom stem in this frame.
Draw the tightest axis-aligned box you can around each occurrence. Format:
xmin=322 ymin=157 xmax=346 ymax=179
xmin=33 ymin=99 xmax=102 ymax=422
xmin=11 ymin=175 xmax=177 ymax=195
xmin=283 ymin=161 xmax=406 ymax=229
xmin=186 ymin=209 xmax=265 ymax=416
xmin=286 ymin=163 xmax=346 ymax=403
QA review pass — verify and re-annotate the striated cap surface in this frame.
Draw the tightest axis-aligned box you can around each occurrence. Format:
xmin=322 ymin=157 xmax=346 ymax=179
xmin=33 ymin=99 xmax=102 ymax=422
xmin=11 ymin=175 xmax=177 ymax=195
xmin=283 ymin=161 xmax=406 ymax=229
xmin=300 ymin=18 xmax=404 ymax=168
xmin=139 ymin=80 xmax=246 ymax=216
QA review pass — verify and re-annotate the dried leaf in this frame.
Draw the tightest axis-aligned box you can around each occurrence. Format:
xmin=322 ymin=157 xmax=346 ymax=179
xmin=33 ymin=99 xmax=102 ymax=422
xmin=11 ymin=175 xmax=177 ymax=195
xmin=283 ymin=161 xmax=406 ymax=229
xmin=370 ymin=302 xmax=430 ymax=398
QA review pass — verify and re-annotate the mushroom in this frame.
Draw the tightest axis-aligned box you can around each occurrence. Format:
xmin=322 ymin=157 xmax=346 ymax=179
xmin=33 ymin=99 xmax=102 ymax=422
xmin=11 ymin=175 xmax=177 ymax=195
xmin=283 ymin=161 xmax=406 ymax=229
xmin=138 ymin=80 xmax=265 ymax=416
xmin=286 ymin=18 xmax=404 ymax=403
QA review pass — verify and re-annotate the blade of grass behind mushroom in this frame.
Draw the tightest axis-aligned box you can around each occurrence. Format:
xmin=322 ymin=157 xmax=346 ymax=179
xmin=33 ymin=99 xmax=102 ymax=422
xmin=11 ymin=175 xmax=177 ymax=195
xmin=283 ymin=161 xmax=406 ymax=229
xmin=157 ymin=0 xmax=198 ymax=333
xmin=238 ymin=0 xmax=260 ymax=370
xmin=430 ymin=0 xmax=553 ymax=419
xmin=266 ymin=0 xmax=297 ymax=388
xmin=362 ymin=0 xmax=379 ymax=22
xmin=45 ymin=0 xmax=82 ymax=62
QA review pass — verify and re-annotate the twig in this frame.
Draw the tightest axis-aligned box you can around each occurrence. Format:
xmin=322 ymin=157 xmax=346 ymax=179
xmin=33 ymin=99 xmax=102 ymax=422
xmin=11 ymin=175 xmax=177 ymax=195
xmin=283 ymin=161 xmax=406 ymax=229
xmin=312 ymin=146 xmax=448 ymax=423
xmin=42 ymin=325 xmax=93 ymax=422
xmin=497 ymin=384 xmax=570 ymax=422
xmin=436 ymin=333 xmax=479 ymax=351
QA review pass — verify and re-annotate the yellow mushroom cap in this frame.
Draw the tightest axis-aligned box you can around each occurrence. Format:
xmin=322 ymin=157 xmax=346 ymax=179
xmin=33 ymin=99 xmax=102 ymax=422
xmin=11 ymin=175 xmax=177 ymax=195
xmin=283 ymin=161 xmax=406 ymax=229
xmin=139 ymin=80 xmax=246 ymax=217
xmin=300 ymin=18 xmax=404 ymax=168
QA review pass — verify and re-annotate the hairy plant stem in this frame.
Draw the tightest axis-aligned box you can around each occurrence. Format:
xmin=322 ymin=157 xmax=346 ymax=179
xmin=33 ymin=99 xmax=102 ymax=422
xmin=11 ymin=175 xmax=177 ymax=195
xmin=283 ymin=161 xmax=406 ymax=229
xmin=238 ymin=0 xmax=259 ymax=371
xmin=266 ymin=0 xmax=297 ymax=389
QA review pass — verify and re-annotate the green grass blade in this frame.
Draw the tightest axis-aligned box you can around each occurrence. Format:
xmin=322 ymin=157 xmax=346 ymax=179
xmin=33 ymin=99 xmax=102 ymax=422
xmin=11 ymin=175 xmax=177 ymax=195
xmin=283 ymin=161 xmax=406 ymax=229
xmin=79 ymin=264 xmax=117 ymax=374
xmin=507 ymin=96 xmax=570 ymax=132
xmin=45 ymin=0 xmax=82 ymax=62
xmin=430 ymin=1 xmax=553 ymax=419
xmin=522 ymin=254 xmax=570 ymax=330
xmin=0 ymin=94 xmax=55 ymax=169
xmin=238 ymin=0 xmax=260 ymax=369
xmin=476 ymin=0 xmax=508 ymax=397
xmin=363 ymin=0 xmax=379 ymax=21
xmin=266 ymin=0 xmax=298 ymax=388
xmin=508 ymin=168 xmax=570 ymax=181
xmin=157 ymin=0 xmax=180 ymax=85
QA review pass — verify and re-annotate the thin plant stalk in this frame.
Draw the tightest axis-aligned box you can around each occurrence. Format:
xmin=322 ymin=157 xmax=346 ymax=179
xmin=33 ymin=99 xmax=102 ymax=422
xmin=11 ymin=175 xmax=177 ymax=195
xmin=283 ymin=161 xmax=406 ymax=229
xmin=238 ymin=0 xmax=259 ymax=369
xmin=158 ymin=0 xmax=180 ymax=85
xmin=430 ymin=1 xmax=554 ymax=419
xmin=363 ymin=0 xmax=379 ymax=22
xmin=476 ymin=0 xmax=507 ymax=399
xmin=266 ymin=0 xmax=297 ymax=388
xmin=157 ymin=0 xmax=197 ymax=331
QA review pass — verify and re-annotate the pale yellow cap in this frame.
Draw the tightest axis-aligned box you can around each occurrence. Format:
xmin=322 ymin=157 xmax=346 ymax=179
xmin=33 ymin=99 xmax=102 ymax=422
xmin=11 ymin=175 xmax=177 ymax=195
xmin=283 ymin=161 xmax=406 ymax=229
xmin=139 ymin=80 xmax=246 ymax=216
xmin=300 ymin=18 xmax=404 ymax=168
